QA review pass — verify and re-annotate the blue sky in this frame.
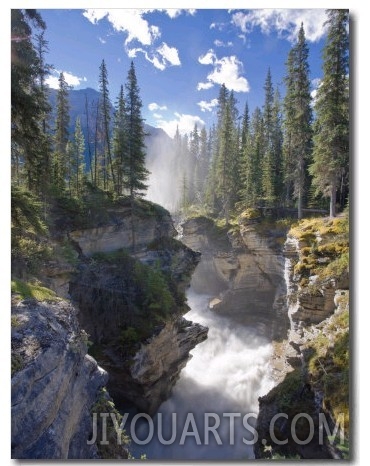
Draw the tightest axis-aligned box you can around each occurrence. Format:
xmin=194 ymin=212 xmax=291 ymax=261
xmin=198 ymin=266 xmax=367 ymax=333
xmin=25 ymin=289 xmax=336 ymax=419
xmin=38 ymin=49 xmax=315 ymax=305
xmin=39 ymin=8 xmax=330 ymax=138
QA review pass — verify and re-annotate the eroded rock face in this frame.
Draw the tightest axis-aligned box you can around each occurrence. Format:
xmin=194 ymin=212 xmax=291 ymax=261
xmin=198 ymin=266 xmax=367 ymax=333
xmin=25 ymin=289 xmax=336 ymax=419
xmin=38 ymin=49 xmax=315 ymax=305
xmin=69 ymin=207 xmax=176 ymax=256
xmin=181 ymin=216 xmax=289 ymax=341
xmin=11 ymin=299 xmax=108 ymax=459
xmin=108 ymin=319 xmax=208 ymax=415
xmin=69 ymin=240 xmax=206 ymax=416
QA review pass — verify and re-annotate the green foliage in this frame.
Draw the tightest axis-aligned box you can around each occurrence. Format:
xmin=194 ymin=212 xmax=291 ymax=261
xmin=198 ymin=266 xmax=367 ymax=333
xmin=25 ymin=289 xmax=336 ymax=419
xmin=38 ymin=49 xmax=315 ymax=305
xmin=11 ymin=353 xmax=24 ymax=376
xmin=11 ymin=186 xmax=52 ymax=274
xmin=289 ymin=215 xmax=349 ymax=284
xmin=133 ymin=261 xmax=175 ymax=318
xmin=309 ymin=10 xmax=349 ymax=217
xmin=91 ymin=388 xmax=130 ymax=459
xmin=11 ymin=279 xmax=59 ymax=302
xmin=307 ymin=310 xmax=350 ymax=436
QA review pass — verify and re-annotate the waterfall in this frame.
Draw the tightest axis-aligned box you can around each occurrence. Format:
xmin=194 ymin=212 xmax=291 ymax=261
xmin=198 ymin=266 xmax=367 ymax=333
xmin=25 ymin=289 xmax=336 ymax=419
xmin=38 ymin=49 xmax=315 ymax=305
xmin=283 ymin=236 xmax=300 ymax=342
xmin=130 ymin=287 xmax=275 ymax=460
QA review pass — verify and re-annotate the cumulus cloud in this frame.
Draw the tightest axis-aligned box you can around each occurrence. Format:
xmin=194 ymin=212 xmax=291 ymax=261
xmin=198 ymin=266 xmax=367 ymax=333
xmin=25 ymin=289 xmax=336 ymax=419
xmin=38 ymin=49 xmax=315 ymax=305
xmin=156 ymin=112 xmax=205 ymax=138
xmin=197 ymin=82 xmax=214 ymax=91
xmin=83 ymin=9 xmax=160 ymax=46
xmin=232 ymin=9 xmax=328 ymax=43
xmin=148 ymin=102 xmax=168 ymax=111
xmin=197 ymin=49 xmax=249 ymax=93
xmin=83 ymin=9 xmax=181 ymax=70
xmin=45 ymin=70 xmax=87 ymax=89
xmin=163 ymin=9 xmax=196 ymax=19
xmin=197 ymin=98 xmax=219 ymax=112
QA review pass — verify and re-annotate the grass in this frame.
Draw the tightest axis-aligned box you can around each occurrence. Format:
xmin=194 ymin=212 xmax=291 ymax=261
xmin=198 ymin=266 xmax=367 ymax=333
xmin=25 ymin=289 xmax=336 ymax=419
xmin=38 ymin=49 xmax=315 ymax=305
xmin=11 ymin=279 xmax=59 ymax=302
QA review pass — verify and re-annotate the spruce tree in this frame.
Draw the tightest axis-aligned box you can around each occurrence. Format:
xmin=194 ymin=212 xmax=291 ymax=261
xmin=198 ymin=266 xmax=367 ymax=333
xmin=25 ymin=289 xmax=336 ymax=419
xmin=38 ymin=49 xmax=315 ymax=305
xmin=112 ymin=85 xmax=127 ymax=196
xmin=53 ymin=72 xmax=70 ymax=192
xmin=99 ymin=59 xmax=115 ymax=190
xmin=262 ymin=68 xmax=275 ymax=206
xmin=309 ymin=10 xmax=349 ymax=217
xmin=69 ymin=117 xmax=85 ymax=196
xmin=123 ymin=61 xmax=149 ymax=199
xmin=283 ymin=24 xmax=313 ymax=218
xmin=11 ymin=9 xmax=50 ymax=192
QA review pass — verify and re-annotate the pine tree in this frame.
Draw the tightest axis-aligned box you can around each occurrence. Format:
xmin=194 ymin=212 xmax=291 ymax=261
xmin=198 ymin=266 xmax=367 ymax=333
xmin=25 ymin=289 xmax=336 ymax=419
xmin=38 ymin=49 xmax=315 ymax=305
xmin=262 ymin=68 xmax=275 ymax=205
xmin=52 ymin=72 xmax=70 ymax=192
xmin=271 ymin=88 xmax=284 ymax=204
xmin=123 ymin=62 xmax=149 ymax=199
xmin=283 ymin=24 xmax=313 ymax=218
xmin=189 ymin=124 xmax=200 ymax=202
xmin=242 ymin=107 xmax=264 ymax=207
xmin=309 ymin=10 xmax=349 ymax=217
xmin=99 ymin=59 xmax=116 ymax=190
xmin=69 ymin=117 xmax=86 ymax=196
xmin=11 ymin=9 xmax=50 ymax=192
xmin=112 ymin=85 xmax=127 ymax=195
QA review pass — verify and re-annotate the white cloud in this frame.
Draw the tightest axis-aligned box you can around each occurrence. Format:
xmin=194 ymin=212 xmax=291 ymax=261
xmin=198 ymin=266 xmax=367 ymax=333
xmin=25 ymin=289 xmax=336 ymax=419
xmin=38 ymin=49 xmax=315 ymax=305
xmin=45 ymin=70 xmax=87 ymax=89
xmin=128 ymin=43 xmax=180 ymax=70
xmin=199 ymin=50 xmax=216 ymax=65
xmin=83 ymin=9 xmax=181 ymax=71
xmin=156 ymin=112 xmax=205 ymax=138
xmin=153 ymin=113 xmax=162 ymax=119
xmin=197 ymin=82 xmax=214 ymax=91
xmin=98 ymin=36 xmax=106 ymax=44
xmin=83 ymin=9 xmax=160 ymax=46
xmin=148 ymin=102 xmax=168 ymax=112
xmin=197 ymin=50 xmax=249 ymax=93
xmin=310 ymin=78 xmax=322 ymax=104
xmin=231 ymin=9 xmax=328 ymax=43
xmin=214 ymin=39 xmax=233 ymax=47
xmin=157 ymin=42 xmax=181 ymax=66
xmin=197 ymin=98 xmax=219 ymax=112
xmin=163 ymin=9 xmax=196 ymax=19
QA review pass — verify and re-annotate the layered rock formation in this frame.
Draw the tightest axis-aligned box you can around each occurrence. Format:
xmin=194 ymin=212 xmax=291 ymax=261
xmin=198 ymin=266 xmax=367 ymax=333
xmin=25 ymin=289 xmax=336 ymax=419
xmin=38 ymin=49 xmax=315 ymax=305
xmin=12 ymin=198 xmax=209 ymax=458
xmin=11 ymin=298 xmax=117 ymax=459
xmin=181 ymin=216 xmax=289 ymax=341
xmin=69 ymin=205 xmax=177 ymax=256
xmin=254 ymin=219 xmax=350 ymax=460
xmin=65 ymin=204 xmax=208 ymax=416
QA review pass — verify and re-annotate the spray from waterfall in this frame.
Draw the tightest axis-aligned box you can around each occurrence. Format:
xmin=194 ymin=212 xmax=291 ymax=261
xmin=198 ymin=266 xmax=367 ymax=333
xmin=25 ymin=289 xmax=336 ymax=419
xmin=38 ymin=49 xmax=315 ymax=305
xmin=130 ymin=290 xmax=275 ymax=460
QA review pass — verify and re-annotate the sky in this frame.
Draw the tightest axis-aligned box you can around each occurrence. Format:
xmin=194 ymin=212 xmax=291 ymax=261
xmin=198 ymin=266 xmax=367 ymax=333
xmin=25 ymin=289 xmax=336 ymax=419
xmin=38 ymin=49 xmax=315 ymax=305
xmin=4 ymin=3 xmax=370 ymax=466
xmin=38 ymin=8 xmax=330 ymax=138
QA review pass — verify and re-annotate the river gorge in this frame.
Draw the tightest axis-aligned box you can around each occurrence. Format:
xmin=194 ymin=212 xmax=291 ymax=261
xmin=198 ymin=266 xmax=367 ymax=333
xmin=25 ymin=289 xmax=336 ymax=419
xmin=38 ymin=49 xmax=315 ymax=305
xmin=11 ymin=200 xmax=349 ymax=460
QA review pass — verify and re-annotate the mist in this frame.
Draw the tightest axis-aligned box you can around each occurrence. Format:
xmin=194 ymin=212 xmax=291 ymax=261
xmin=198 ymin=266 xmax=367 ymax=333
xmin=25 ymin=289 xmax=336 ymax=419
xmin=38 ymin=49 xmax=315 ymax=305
xmin=130 ymin=289 xmax=274 ymax=460
xmin=144 ymin=129 xmax=181 ymax=212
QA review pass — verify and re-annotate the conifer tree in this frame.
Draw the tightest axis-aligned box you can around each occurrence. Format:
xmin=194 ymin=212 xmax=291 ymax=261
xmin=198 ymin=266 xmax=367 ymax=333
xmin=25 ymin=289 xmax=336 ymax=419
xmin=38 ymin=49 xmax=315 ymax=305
xmin=11 ymin=9 xmax=50 ymax=192
xmin=283 ymin=24 xmax=313 ymax=218
xmin=309 ymin=9 xmax=349 ymax=217
xmin=123 ymin=61 xmax=149 ymax=199
xmin=68 ymin=117 xmax=85 ymax=196
xmin=99 ymin=59 xmax=116 ymax=190
xmin=112 ymin=85 xmax=127 ymax=195
xmin=262 ymin=68 xmax=275 ymax=205
xmin=53 ymin=72 xmax=70 ymax=192
xmin=242 ymin=107 xmax=264 ymax=206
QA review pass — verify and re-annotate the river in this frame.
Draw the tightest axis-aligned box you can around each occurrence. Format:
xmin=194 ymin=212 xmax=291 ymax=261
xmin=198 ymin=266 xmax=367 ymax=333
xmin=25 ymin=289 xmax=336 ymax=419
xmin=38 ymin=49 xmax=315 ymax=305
xmin=130 ymin=255 xmax=277 ymax=460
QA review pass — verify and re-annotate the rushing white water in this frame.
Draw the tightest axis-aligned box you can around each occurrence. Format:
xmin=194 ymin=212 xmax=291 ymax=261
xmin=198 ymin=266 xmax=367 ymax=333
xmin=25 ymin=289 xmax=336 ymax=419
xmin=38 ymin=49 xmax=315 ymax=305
xmin=130 ymin=288 xmax=275 ymax=460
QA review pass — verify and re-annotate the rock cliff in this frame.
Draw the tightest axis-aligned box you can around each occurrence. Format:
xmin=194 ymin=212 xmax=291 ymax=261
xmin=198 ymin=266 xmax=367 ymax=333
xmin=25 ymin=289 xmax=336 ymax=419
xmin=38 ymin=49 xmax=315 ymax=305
xmin=60 ymin=201 xmax=208 ymax=415
xmin=254 ymin=216 xmax=350 ymax=459
xmin=11 ymin=298 xmax=122 ymax=459
xmin=12 ymin=196 xmax=209 ymax=458
xmin=181 ymin=215 xmax=290 ymax=341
